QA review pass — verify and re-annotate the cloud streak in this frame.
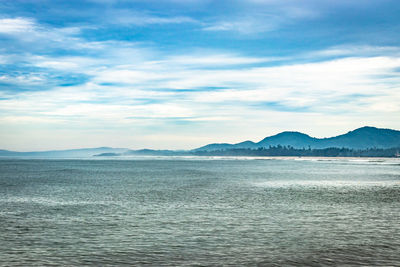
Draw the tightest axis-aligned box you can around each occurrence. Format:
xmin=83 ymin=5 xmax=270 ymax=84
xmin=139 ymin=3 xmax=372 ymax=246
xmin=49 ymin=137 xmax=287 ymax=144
xmin=0 ymin=17 xmax=36 ymax=34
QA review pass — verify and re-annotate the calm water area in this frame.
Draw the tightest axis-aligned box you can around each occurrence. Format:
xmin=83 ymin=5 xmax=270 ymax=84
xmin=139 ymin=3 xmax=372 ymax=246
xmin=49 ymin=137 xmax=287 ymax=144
xmin=0 ymin=157 xmax=399 ymax=266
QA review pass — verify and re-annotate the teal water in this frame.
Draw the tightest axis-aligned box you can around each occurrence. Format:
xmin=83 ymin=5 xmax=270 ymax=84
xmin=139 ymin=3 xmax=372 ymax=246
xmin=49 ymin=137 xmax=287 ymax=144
xmin=0 ymin=158 xmax=399 ymax=266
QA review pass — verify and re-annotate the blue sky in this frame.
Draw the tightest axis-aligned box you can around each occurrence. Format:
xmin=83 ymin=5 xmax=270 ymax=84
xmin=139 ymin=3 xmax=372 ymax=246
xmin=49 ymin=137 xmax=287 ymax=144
xmin=1 ymin=0 xmax=400 ymax=150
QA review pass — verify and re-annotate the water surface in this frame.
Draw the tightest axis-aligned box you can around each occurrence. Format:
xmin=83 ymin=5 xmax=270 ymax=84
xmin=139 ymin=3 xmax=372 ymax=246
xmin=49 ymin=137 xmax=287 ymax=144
xmin=0 ymin=158 xmax=399 ymax=266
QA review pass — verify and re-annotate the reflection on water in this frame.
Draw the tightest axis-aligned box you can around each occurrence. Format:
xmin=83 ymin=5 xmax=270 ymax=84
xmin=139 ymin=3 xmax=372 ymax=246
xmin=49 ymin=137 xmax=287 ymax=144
xmin=0 ymin=158 xmax=399 ymax=266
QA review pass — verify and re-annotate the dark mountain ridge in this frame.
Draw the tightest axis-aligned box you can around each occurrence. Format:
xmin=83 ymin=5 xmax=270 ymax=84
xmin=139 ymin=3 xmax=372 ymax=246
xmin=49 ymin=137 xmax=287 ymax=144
xmin=195 ymin=126 xmax=400 ymax=151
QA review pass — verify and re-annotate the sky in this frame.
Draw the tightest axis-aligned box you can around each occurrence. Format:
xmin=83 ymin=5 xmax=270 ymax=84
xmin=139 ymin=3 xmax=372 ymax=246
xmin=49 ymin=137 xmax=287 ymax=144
xmin=1 ymin=0 xmax=400 ymax=151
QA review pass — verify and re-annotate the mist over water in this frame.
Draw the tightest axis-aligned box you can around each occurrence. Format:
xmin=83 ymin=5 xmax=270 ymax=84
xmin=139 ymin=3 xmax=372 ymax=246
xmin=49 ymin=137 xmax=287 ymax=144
xmin=0 ymin=158 xmax=399 ymax=266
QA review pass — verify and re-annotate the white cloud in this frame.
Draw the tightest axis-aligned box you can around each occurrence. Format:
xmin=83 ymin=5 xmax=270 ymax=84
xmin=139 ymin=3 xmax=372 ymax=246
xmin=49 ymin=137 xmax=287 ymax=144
xmin=3 ymin=53 xmax=399 ymax=127
xmin=0 ymin=17 xmax=35 ymax=34
xmin=116 ymin=14 xmax=197 ymax=25
xmin=164 ymin=53 xmax=277 ymax=66
xmin=4 ymin=47 xmax=400 ymax=117
xmin=0 ymin=17 xmax=91 ymax=54
xmin=201 ymin=1 xmax=320 ymax=34
xmin=95 ymin=69 xmax=165 ymax=84
xmin=0 ymin=73 xmax=45 ymax=85
xmin=305 ymin=45 xmax=400 ymax=58
xmin=106 ymin=9 xmax=198 ymax=26
xmin=203 ymin=17 xmax=278 ymax=34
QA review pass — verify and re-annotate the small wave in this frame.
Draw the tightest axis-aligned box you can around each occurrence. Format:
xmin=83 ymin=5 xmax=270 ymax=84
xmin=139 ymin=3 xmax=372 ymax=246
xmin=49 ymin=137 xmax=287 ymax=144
xmin=251 ymin=180 xmax=400 ymax=188
xmin=0 ymin=197 xmax=115 ymax=206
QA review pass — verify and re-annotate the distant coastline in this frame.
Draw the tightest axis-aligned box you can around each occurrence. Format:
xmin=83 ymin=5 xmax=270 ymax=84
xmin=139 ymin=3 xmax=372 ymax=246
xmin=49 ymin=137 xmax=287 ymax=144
xmin=2 ymin=126 xmax=400 ymax=158
xmin=93 ymin=146 xmax=400 ymax=158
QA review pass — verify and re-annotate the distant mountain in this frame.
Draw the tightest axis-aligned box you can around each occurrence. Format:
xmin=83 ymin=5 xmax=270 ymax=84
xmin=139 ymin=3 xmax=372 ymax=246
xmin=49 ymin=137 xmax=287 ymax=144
xmin=257 ymin=131 xmax=316 ymax=148
xmin=195 ymin=126 xmax=400 ymax=151
xmin=2 ymin=126 xmax=400 ymax=157
xmin=0 ymin=147 xmax=129 ymax=158
xmin=317 ymin=126 xmax=400 ymax=149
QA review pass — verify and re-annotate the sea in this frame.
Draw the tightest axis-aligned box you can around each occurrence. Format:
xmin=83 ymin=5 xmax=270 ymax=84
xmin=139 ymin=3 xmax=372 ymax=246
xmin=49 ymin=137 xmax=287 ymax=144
xmin=0 ymin=157 xmax=399 ymax=266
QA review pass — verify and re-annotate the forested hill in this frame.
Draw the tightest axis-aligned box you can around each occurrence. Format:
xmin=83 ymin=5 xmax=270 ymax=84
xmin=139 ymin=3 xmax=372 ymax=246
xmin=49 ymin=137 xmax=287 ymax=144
xmin=193 ymin=146 xmax=400 ymax=158
xmin=195 ymin=126 xmax=400 ymax=151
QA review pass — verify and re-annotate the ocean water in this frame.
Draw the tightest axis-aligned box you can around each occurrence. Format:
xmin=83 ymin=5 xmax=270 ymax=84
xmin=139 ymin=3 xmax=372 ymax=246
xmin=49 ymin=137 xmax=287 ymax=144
xmin=0 ymin=157 xmax=399 ymax=266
